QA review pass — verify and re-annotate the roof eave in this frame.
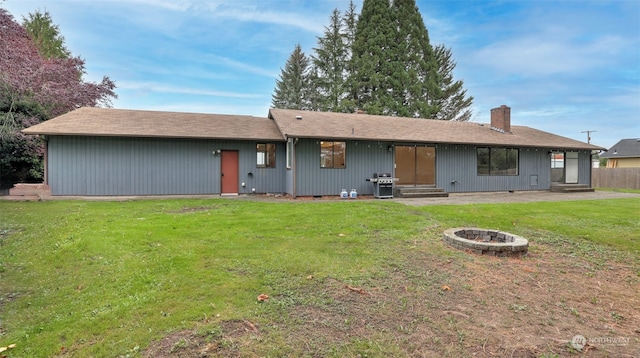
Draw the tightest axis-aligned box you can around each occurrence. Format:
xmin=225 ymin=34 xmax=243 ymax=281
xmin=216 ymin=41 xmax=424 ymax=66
xmin=21 ymin=130 xmax=285 ymax=142
xmin=271 ymin=133 xmax=604 ymax=150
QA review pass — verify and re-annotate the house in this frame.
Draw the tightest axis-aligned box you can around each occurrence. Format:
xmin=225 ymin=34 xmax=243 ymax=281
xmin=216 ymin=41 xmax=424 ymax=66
xmin=600 ymin=139 xmax=640 ymax=168
xmin=21 ymin=105 xmax=603 ymax=197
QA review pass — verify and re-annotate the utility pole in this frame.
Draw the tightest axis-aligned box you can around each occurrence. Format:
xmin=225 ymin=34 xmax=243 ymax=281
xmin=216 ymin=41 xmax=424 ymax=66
xmin=581 ymin=130 xmax=596 ymax=144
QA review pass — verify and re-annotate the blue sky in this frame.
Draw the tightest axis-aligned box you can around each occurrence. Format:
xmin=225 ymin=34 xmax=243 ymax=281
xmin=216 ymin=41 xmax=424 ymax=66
xmin=3 ymin=0 xmax=639 ymax=149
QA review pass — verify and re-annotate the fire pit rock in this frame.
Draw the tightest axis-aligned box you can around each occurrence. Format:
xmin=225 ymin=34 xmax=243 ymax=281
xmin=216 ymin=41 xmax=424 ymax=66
xmin=442 ymin=227 xmax=528 ymax=257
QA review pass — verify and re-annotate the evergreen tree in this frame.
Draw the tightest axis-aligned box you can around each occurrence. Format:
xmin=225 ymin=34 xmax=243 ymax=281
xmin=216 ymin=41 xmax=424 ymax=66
xmin=342 ymin=1 xmax=358 ymax=51
xmin=22 ymin=10 xmax=71 ymax=60
xmin=434 ymin=44 xmax=473 ymax=121
xmin=340 ymin=1 xmax=358 ymax=112
xmin=350 ymin=0 xmax=441 ymax=118
xmin=392 ymin=0 xmax=441 ymax=118
xmin=306 ymin=66 xmax=321 ymax=111
xmin=350 ymin=0 xmax=398 ymax=116
xmin=272 ymin=0 xmax=473 ymax=121
xmin=311 ymin=9 xmax=348 ymax=112
xmin=271 ymin=44 xmax=311 ymax=110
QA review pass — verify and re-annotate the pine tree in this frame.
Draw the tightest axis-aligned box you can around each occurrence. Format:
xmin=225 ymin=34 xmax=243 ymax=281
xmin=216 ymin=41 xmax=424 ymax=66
xmin=350 ymin=0 xmax=441 ymax=118
xmin=271 ymin=44 xmax=311 ymax=110
xmin=273 ymin=0 xmax=473 ymax=121
xmin=350 ymin=0 xmax=398 ymax=116
xmin=434 ymin=44 xmax=474 ymax=121
xmin=340 ymin=1 xmax=358 ymax=112
xmin=311 ymin=9 xmax=348 ymax=112
xmin=22 ymin=10 xmax=71 ymax=60
xmin=392 ymin=0 xmax=441 ymax=118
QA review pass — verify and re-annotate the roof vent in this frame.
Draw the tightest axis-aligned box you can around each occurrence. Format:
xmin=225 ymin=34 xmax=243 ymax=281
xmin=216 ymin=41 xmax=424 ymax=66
xmin=295 ymin=115 xmax=302 ymax=120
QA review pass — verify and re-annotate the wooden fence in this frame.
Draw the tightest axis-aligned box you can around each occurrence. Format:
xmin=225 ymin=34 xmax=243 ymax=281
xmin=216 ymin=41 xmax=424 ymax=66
xmin=592 ymin=168 xmax=640 ymax=190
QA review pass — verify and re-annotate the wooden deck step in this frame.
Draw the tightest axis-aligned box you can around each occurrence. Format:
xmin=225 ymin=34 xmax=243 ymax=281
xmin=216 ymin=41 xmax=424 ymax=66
xmin=2 ymin=195 xmax=41 ymax=201
xmin=398 ymin=191 xmax=450 ymax=198
xmin=7 ymin=183 xmax=51 ymax=199
xmin=550 ymin=184 xmax=595 ymax=193
xmin=394 ymin=186 xmax=449 ymax=198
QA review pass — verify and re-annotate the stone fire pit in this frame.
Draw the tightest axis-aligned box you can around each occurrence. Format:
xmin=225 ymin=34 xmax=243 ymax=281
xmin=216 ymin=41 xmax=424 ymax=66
xmin=442 ymin=227 xmax=528 ymax=257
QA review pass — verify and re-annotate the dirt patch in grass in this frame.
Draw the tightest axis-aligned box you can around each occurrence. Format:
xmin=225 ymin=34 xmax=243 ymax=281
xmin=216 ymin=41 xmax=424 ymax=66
xmin=0 ymin=228 xmax=20 ymax=239
xmin=142 ymin=320 xmax=262 ymax=357
xmin=144 ymin=234 xmax=640 ymax=357
xmin=168 ymin=206 xmax=220 ymax=214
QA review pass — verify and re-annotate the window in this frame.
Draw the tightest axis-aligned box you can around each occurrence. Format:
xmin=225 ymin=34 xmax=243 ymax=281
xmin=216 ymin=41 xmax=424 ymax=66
xmin=477 ymin=147 xmax=518 ymax=175
xmin=256 ymin=143 xmax=276 ymax=168
xmin=320 ymin=141 xmax=346 ymax=169
xmin=551 ymin=152 xmax=564 ymax=168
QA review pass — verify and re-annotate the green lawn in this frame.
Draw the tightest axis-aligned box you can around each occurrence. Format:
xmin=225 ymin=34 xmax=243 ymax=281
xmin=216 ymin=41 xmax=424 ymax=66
xmin=0 ymin=197 xmax=638 ymax=357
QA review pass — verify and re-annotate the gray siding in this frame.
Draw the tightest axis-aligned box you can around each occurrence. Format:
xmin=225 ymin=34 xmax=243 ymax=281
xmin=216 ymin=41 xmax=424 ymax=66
xmin=292 ymin=139 xmax=393 ymax=196
xmin=436 ymin=145 xmax=552 ymax=192
xmin=436 ymin=146 xmax=593 ymax=192
xmin=577 ymin=151 xmax=593 ymax=185
xmin=290 ymin=140 xmax=593 ymax=196
xmin=47 ymin=135 xmax=593 ymax=196
xmin=47 ymin=136 xmax=286 ymax=196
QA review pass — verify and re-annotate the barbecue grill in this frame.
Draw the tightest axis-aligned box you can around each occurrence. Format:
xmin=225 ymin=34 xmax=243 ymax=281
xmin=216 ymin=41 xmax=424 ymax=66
xmin=366 ymin=172 xmax=396 ymax=198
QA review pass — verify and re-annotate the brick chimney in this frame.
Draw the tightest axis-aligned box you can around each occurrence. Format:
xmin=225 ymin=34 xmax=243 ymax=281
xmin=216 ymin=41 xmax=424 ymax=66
xmin=490 ymin=105 xmax=511 ymax=133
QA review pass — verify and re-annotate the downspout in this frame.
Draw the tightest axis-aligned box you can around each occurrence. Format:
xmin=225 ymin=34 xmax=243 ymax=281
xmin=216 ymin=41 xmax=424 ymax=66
xmin=42 ymin=135 xmax=48 ymax=186
xmin=292 ymin=137 xmax=298 ymax=198
xmin=589 ymin=150 xmax=595 ymax=189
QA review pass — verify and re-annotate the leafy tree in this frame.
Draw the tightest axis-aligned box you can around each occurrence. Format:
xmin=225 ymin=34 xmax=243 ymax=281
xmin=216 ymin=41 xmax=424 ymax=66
xmin=0 ymin=9 xmax=116 ymax=187
xmin=271 ymin=43 xmax=311 ymax=110
xmin=434 ymin=44 xmax=473 ymax=121
xmin=22 ymin=10 xmax=71 ymax=59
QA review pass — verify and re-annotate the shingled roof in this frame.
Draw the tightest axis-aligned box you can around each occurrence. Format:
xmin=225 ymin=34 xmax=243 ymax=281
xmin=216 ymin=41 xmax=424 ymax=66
xmin=268 ymin=108 xmax=603 ymax=150
xmin=600 ymin=138 xmax=640 ymax=158
xmin=22 ymin=107 xmax=285 ymax=141
xmin=23 ymin=107 xmax=602 ymax=150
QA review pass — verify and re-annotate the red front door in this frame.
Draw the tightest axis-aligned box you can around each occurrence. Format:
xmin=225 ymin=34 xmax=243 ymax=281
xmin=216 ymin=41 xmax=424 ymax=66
xmin=221 ymin=150 xmax=239 ymax=194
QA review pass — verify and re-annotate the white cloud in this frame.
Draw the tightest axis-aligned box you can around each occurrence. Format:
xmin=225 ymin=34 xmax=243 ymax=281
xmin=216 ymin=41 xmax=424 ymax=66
xmin=207 ymin=6 xmax=325 ymax=34
xmin=115 ymin=0 xmax=326 ymax=33
xmin=148 ymin=102 xmax=270 ymax=117
xmin=117 ymin=81 xmax=262 ymax=99
xmin=205 ymin=54 xmax=278 ymax=78
xmin=471 ymin=32 xmax=629 ymax=77
xmin=116 ymin=0 xmax=194 ymax=12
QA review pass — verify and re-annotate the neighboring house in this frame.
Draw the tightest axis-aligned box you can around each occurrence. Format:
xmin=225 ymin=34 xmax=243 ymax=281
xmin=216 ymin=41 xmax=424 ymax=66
xmin=600 ymin=138 xmax=640 ymax=168
xmin=22 ymin=105 xmax=603 ymax=197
